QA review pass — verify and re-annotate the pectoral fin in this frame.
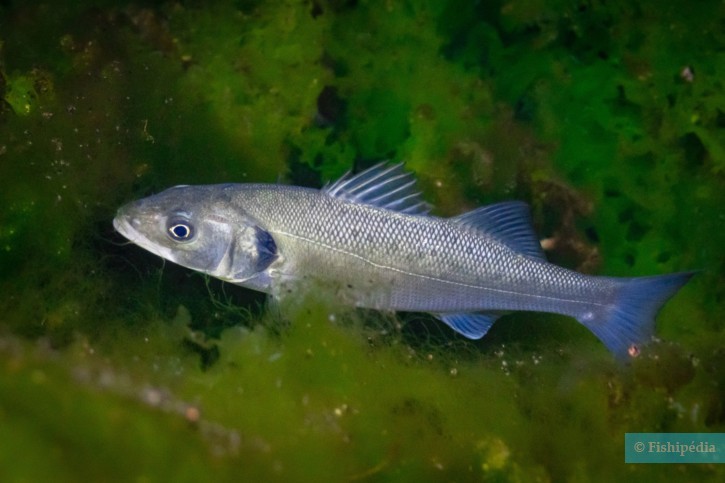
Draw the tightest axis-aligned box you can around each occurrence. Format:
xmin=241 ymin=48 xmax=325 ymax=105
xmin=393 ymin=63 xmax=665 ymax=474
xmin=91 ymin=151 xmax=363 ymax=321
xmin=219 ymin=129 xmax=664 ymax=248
xmin=434 ymin=312 xmax=503 ymax=339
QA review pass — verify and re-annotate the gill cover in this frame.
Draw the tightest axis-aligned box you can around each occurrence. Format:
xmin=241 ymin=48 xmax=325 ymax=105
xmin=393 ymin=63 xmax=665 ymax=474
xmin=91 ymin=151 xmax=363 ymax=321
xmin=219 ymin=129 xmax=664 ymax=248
xmin=167 ymin=209 xmax=278 ymax=283
xmin=222 ymin=224 xmax=278 ymax=282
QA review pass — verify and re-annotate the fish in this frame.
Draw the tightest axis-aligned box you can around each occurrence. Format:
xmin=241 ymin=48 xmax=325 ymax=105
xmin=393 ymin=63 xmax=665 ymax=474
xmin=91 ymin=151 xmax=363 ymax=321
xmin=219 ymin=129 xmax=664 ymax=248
xmin=113 ymin=163 xmax=693 ymax=359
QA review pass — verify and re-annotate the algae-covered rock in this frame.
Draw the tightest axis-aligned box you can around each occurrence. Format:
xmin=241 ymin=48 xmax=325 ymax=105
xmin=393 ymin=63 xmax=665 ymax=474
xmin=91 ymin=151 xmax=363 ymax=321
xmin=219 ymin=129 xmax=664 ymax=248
xmin=0 ymin=0 xmax=723 ymax=481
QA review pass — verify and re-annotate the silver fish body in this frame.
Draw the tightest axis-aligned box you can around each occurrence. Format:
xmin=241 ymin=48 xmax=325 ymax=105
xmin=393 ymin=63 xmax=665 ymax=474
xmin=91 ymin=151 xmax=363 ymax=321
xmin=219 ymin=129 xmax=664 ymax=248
xmin=114 ymin=164 xmax=692 ymax=359
xmin=225 ymin=185 xmax=609 ymax=313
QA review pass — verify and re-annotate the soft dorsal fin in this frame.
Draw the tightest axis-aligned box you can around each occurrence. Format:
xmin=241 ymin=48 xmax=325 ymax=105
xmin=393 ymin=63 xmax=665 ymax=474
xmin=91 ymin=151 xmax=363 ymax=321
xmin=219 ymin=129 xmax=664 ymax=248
xmin=452 ymin=201 xmax=545 ymax=259
xmin=323 ymin=162 xmax=432 ymax=215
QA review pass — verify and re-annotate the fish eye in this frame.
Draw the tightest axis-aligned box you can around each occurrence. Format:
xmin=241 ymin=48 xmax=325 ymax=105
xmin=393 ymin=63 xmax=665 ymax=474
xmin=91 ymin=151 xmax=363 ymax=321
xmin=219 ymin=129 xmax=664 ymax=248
xmin=167 ymin=219 xmax=195 ymax=242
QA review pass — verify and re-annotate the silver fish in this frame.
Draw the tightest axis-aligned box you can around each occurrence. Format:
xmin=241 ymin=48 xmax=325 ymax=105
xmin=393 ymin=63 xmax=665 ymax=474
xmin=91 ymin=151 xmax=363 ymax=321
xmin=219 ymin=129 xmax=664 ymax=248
xmin=113 ymin=163 xmax=693 ymax=359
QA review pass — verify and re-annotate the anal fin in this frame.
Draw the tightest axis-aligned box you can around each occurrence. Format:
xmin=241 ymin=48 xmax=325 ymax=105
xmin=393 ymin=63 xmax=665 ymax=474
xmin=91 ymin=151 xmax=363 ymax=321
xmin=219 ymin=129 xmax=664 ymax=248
xmin=434 ymin=312 xmax=503 ymax=339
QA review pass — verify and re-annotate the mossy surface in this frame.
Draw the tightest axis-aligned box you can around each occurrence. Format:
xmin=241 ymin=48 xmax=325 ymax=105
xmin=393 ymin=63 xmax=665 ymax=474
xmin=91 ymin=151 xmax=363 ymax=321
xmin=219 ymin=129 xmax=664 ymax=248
xmin=1 ymin=1 xmax=723 ymax=481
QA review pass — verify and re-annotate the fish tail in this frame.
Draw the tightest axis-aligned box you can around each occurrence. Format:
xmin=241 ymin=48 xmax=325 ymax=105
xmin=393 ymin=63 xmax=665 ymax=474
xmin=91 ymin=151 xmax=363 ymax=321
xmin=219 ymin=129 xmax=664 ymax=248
xmin=577 ymin=272 xmax=695 ymax=360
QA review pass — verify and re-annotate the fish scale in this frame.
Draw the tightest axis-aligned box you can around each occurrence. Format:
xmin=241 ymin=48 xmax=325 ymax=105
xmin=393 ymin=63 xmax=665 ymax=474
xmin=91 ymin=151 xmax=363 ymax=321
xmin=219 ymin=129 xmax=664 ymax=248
xmin=114 ymin=163 xmax=693 ymax=360
xmin=235 ymin=186 xmax=604 ymax=307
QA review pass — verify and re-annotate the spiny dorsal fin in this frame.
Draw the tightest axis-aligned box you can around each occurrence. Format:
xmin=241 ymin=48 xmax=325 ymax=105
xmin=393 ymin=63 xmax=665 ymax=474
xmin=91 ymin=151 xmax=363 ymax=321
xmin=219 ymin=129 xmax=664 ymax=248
xmin=323 ymin=162 xmax=432 ymax=215
xmin=451 ymin=201 xmax=546 ymax=260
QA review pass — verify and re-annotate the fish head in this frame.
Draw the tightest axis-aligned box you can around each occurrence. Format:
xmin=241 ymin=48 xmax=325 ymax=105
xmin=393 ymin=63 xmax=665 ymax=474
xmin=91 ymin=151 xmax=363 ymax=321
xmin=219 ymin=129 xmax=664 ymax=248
xmin=113 ymin=185 xmax=277 ymax=283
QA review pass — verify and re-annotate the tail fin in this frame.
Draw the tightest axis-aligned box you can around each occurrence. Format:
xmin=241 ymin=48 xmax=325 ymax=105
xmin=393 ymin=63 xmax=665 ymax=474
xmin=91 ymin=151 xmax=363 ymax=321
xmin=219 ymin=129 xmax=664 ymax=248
xmin=578 ymin=272 xmax=695 ymax=360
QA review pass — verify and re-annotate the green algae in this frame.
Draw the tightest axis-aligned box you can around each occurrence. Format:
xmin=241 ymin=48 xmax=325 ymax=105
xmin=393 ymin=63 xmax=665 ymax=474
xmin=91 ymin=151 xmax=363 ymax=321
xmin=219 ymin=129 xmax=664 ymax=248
xmin=0 ymin=0 xmax=723 ymax=481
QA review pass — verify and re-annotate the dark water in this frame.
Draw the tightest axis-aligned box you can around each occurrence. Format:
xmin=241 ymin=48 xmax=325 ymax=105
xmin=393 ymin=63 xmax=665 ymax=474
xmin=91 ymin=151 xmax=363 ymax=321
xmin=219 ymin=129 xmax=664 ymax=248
xmin=0 ymin=1 xmax=723 ymax=481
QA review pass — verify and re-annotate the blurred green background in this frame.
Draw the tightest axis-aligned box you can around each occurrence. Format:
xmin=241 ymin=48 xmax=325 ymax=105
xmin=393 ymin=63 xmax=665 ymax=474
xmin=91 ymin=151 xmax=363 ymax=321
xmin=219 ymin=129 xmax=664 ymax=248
xmin=0 ymin=0 xmax=723 ymax=481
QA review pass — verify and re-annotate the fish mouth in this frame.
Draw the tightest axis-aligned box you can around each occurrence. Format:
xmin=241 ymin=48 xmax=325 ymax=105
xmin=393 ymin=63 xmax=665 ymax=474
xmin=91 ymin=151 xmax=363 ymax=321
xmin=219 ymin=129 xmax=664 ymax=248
xmin=113 ymin=202 xmax=151 ymax=243
xmin=112 ymin=209 xmax=139 ymax=242
xmin=113 ymin=208 xmax=178 ymax=262
xmin=113 ymin=210 xmax=152 ymax=250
